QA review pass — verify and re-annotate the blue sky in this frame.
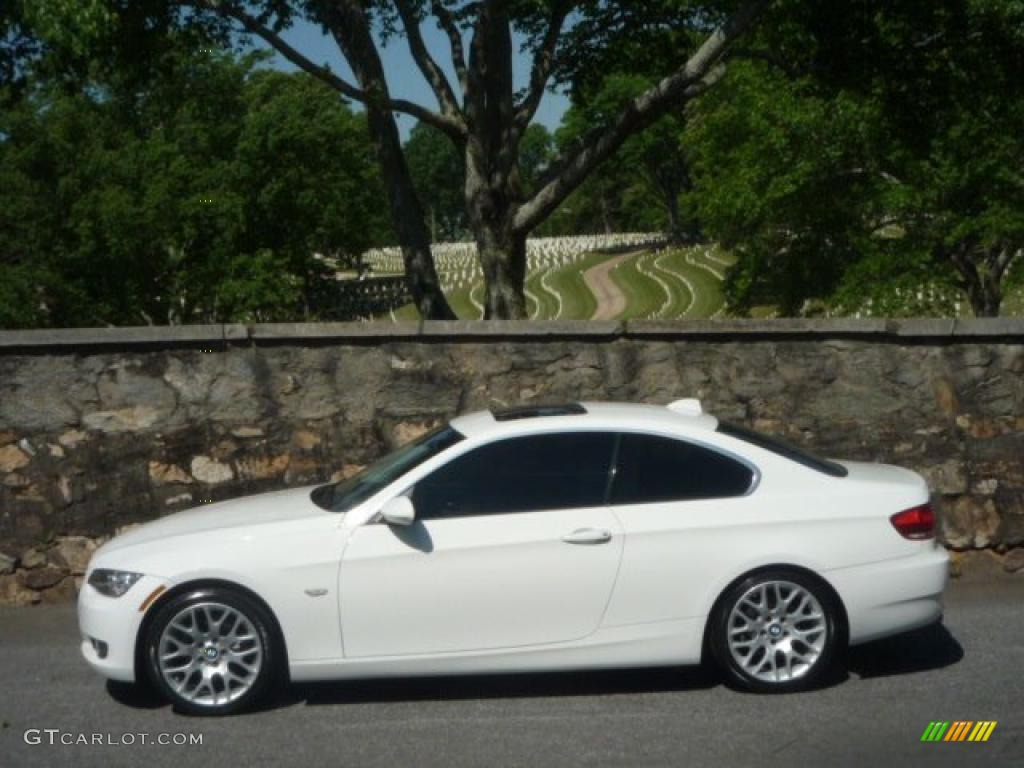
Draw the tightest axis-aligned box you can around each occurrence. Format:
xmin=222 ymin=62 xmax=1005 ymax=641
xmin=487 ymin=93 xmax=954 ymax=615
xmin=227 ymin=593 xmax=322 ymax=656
xmin=261 ymin=18 xmax=571 ymax=140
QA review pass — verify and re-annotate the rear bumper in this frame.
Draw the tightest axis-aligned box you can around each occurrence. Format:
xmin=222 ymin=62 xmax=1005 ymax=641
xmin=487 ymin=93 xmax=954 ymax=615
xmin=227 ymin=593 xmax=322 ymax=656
xmin=77 ymin=575 xmax=171 ymax=683
xmin=825 ymin=544 xmax=949 ymax=646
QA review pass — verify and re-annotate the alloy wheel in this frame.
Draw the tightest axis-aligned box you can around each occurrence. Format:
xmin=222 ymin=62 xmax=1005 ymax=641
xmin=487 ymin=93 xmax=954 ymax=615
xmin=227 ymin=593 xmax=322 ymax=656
xmin=725 ymin=580 xmax=828 ymax=684
xmin=156 ymin=601 xmax=264 ymax=707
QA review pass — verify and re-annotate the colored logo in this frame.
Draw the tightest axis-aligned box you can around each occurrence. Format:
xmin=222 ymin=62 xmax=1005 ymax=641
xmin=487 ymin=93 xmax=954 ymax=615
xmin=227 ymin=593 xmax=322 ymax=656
xmin=921 ymin=721 xmax=997 ymax=742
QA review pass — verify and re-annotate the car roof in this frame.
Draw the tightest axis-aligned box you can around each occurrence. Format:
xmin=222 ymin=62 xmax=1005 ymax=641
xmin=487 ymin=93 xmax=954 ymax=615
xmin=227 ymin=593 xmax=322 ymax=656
xmin=449 ymin=400 xmax=719 ymax=440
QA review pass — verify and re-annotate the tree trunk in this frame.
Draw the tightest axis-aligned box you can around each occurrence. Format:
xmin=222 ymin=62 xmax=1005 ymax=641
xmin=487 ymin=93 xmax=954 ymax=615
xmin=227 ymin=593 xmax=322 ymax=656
xmin=372 ymin=121 xmax=454 ymax=320
xmin=328 ymin=3 xmax=455 ymax=321
xmin=665 ymin=191 xmax=684 ymax=243
xmin=458 ymin=2 xmax=528 ymax=320
xmin=947 ymin=241 xmax=1015 ymax=318
xmin=465 ymin=151 xmax=528 ymax=319
xmin=601 ymin=193 xmax=613 ymax=235
xmin=965 ymin=279 xmax=1002 ymax=317
xmin=477 ymin=227 xmax=528 ymax=319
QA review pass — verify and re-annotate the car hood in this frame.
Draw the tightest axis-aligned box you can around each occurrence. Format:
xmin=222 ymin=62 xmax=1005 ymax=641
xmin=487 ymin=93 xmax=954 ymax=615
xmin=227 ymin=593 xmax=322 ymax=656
xmin=97 ymin=485 xmax=331 ymax=555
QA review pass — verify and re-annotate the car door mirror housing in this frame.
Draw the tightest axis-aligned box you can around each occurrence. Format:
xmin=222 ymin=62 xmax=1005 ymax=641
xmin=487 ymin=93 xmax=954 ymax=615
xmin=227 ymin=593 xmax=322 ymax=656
xmin=381 ymin=496 xmax=416 ymax=527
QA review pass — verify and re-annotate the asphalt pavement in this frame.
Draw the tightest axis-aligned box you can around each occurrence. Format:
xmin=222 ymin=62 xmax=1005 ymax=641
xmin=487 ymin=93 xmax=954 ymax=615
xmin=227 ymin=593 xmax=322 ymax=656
xmin=1 ymin=573 xmax=1022 ymax=768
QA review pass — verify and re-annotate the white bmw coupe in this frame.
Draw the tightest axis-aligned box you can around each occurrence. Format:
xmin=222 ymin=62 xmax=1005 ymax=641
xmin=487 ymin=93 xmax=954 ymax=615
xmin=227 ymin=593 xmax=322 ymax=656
xmin=79 ymin=400 xmax=948 ymax=715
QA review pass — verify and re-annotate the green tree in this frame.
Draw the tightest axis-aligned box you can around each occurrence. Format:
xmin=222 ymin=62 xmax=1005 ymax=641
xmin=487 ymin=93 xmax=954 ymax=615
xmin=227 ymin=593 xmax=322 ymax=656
xmin=31 ymin=0 xmax=769 ymax=318
xmin=556 ymin=74 xmax=692 ymax=239
xmin=686 ymin=0 xmax=1024 ymax=317
xmin=405 ymin=119 xmax=553 ymax=242
xmin=517 ymin=123 xmax=555 ymax=197
xmin=231 ymin=69 xmax=392 ymax=295
xmin=0 ymin=47 xmax=390 ymax=327
xmin=685 ymin=59 xmax=879 ymax=314
xmin=405 ymin=121 xmax=466 ymax=242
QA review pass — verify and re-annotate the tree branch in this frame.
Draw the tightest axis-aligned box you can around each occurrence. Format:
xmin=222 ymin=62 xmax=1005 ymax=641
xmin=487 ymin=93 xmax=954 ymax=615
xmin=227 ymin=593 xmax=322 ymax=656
xmin=463 ymin=6 xmax=488 ymax=138
xmin=514 ymin=2 xmax=574 ymax=134
xmin=514 ymin=0 xmax=769 ymax=234
xmin=189 ymin=0 xmax=465 ymax=140
xmin=395 ymin=0 xmax=463 ymax=118
xmin=431 ymin=1 xmax=468 ymax=98
xmin=991 ymin=244 xmax=1021 ymax=282
xmin=947 ymin=238 xmax=981 ymax=290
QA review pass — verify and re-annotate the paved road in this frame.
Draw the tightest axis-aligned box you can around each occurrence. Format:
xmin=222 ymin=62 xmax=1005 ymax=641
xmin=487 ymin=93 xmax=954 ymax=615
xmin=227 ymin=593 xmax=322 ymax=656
xmin=1 ymin=575 xmax=1022 ymax=768
xmin=584 ymin=252 xmax=637 ymax=321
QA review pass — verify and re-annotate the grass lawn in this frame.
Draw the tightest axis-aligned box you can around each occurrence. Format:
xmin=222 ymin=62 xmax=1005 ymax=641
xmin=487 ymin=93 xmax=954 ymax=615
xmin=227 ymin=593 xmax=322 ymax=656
xmin=648 ymin=252 xmax=694 ymax=317
xmin=363 ymin=244 xmax=1024 ymax=324
xmin=655 ymin=248 xmax=727 ymax=318
xmin=540 ymin=251 xmax=608 ymax=320
xmin=525 ymin=270 xmax=559 ymax=319
xmin=391 ymin=283 xmax=482 ymax=321
xmin=605 ymin=247 xmax=729 ymax=320
xmin=1001 ymin=283 xmax=1024 ymax=315
xmin=608 ymin=253 xmax=668 ymax=320
xmin=377 ymin=245 xmax=733 ymax=322
xmin=389 ymin=303 xmax=421 ymax=322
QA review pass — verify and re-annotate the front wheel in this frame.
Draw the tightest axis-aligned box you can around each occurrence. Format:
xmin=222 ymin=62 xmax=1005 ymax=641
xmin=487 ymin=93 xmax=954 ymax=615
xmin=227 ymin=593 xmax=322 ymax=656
xmin=144 ymin=587 xmax=278 ymax=715
xmin=710 ymin=570 xmax=840 ymax=692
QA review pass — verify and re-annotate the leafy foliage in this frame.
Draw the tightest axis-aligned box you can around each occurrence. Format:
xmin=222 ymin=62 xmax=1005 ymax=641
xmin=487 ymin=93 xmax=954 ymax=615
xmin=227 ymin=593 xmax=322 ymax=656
xmin=0 ymin=46 xmax=390 ymax=328
xmin=9 ymin=0 xmax=1024 ymax=322
xmin=686 ymin=0 xmax=1024 ymax=316
xmin=549 ymin=74 xmax=690 ymax=238
xmin=404 ymin=121 xmax=466 ymax=242
xmin=405 ymin=120 xmax=555 ymax=242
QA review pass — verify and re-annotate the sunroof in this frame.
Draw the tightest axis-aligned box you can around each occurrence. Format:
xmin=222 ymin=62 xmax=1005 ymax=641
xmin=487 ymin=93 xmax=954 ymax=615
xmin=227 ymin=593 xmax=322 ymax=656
xmin=491 ymin=403 xmax=587 ymax=421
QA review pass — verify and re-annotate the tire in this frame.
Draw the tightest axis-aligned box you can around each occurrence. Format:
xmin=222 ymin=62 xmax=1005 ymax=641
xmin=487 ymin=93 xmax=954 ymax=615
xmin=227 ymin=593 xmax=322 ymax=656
xmin=709 ymin=569 xmax=840 ymax=693
xmin=144 ymin=587 xmax=278 ymax=715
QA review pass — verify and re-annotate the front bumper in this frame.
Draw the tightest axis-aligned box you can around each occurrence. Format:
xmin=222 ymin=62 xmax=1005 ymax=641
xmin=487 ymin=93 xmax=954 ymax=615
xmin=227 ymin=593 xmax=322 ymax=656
xmin=77 ymin=574 xmax=171 ymax=683
xmin=826 ymin=544 xmax=950 ymax=645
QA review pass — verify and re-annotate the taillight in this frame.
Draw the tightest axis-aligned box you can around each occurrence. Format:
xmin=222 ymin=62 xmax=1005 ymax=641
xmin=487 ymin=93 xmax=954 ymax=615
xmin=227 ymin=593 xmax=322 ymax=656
xmin=890 ymin=503 xmax=935 ymax=540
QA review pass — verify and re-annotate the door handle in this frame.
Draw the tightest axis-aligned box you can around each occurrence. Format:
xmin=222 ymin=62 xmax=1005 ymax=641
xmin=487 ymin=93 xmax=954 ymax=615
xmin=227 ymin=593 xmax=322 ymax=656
xmin=562 ymin=528 xmax=613 ymax=545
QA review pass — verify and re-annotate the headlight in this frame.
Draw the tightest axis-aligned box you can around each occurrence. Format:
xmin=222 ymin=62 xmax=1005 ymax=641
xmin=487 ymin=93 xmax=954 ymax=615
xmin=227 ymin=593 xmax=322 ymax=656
xmin=87 ymin=569 xmax=143 ymax=598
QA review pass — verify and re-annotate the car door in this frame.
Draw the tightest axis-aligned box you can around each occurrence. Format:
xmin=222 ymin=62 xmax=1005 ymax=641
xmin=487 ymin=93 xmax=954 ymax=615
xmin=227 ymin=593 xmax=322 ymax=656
xmin=601 ymin=432 xmax=759 ymax=627
xmin=338 ymin=431 xmax=623 ymax=658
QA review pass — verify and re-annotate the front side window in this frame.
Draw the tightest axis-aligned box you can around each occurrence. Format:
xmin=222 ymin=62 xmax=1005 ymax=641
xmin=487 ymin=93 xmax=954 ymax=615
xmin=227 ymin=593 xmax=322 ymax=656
xmin=610 ymin=433 xmax=754 ymax=505
xmin=413 ymin=432 xmax=617 ymax=519
xmin=311 ymin=425 xmax=464 ymax=513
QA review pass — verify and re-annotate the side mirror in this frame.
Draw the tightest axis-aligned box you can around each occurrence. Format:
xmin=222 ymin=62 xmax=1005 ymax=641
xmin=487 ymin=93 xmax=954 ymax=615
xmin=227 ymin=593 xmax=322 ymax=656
xmin=381 ymin=496 xmax=415 ymax=527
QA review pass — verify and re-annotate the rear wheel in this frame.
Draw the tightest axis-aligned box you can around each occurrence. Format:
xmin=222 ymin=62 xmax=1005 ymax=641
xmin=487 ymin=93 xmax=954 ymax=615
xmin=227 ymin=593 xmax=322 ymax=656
xmin=710 ymin=569 xmax=840 ymax=692
xmin=144 ymin=587 xmax=278 ymax=715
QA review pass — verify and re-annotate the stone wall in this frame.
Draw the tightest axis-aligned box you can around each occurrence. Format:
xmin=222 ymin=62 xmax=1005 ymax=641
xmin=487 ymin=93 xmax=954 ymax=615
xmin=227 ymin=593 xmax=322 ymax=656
xmin=1 ymin=319 xmax=1022 ymax=603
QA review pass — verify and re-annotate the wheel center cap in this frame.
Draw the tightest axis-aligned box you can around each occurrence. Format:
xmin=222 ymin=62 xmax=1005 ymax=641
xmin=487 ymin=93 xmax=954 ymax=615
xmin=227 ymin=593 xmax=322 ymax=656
xmin=202 ymin=646 xmax=220 ymax=661
xmin=768 ymin=624 xmax=783 ymax=638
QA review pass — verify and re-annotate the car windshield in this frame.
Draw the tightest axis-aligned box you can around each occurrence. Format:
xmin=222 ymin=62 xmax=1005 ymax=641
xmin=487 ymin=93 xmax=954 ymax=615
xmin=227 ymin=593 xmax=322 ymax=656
xmin=311 ymin=425 xmax=464 ymax=513
xmin=716 ymin=422 xmax=849 ymax=478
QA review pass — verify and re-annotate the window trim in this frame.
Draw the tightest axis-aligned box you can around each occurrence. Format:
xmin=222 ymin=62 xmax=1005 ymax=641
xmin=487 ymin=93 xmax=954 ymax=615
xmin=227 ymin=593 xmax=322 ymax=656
xmin=312 ymin=425 xmax=465 ymax=514
xmin=715 ymin=422 xmax=848 ymax=479
xmin=602 ymin=434 xmax=623 ymax=506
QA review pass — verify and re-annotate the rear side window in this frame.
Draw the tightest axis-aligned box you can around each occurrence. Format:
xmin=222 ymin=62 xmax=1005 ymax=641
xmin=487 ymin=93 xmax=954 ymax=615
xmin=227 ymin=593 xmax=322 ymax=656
xmin=716 ymin=422 xmax=848 ymax=478
xmin=413 ymin=432 xmax=617 ymax=519
xmin=611 ymin=434 xmax=754 ymax=505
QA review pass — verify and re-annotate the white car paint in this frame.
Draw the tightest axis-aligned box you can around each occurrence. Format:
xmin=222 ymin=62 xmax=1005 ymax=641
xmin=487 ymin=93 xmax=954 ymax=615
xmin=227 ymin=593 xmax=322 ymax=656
xmin=78 ymin=401 xmax=948 ymax=687
xmin=340 ymin=505 xmax=624 ymax=657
